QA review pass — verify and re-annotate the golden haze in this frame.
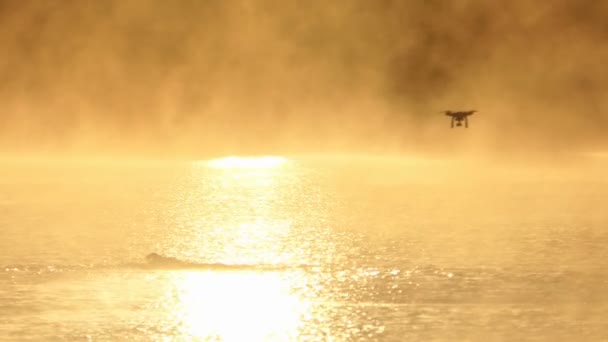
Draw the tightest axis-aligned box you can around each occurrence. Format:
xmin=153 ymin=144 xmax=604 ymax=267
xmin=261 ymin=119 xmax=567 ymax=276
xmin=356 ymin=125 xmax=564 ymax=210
xmin=0 ymin=1 xmax=607 ymax=159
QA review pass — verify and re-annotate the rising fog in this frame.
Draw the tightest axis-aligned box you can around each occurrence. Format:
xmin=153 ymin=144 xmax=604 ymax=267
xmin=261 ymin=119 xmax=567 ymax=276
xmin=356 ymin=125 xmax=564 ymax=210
xmin=1 ymin=0 xmax=607 ymax=159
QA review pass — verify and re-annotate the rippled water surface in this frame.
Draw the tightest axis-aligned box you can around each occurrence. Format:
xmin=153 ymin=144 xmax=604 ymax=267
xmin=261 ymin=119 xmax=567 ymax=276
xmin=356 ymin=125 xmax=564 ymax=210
xmin=1 ymin=157 xmax=607 ymax=341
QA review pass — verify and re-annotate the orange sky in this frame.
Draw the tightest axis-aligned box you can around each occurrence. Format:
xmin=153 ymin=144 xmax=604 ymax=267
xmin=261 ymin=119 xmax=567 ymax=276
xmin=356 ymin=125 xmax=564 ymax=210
xmin=1 ymin=0 xmax=607 ymax=158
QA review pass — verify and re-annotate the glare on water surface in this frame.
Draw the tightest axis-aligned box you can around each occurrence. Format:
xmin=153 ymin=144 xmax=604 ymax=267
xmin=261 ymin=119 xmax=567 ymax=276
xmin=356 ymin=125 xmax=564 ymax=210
xmin=160 ymin=156 xmax=313 ymax=340
xmin=163 ymin=271 xmax=309 ymax=341
xmin=176 ymin=155 xmax=299 ymax=265
xmin=206 ymin=156 xmax=287 ymax=169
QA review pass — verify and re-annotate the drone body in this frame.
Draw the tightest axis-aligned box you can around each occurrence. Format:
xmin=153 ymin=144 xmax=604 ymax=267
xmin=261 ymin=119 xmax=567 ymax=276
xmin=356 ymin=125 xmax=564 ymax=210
xmin=444 ymin=110 xmax=476 ymax=128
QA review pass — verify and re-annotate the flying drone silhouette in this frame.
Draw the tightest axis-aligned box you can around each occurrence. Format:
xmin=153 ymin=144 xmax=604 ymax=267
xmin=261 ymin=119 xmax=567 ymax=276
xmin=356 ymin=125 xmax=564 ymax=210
xmin=443 ymin=110 xmax=476 ymax=128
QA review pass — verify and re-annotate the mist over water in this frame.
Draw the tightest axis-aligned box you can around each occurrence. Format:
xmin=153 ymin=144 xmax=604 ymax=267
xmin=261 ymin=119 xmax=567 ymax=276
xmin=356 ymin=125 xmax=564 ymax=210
xmin=2 ymin=2 xmax=608 ymax=340
xmin=1 ymin=0 xmax=607 ymax=157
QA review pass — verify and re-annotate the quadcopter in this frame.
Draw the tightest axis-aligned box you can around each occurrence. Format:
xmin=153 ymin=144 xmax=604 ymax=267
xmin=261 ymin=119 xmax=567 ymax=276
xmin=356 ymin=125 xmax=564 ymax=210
xmin=444 ymin=110 xmax=476 ymax=128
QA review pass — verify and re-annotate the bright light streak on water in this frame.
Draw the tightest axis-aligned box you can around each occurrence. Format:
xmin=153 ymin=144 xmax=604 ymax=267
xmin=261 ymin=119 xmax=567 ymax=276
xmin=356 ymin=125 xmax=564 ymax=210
xmin=161 ymin=272 xmax=307 ymax=341
xmin=206 ymin=156 xmax=287 ymax=169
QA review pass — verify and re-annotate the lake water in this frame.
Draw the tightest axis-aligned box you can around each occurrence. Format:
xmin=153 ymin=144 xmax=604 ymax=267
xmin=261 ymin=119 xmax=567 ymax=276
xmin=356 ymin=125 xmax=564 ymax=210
xmin=1 ymin=156 xmax=607 ymax=341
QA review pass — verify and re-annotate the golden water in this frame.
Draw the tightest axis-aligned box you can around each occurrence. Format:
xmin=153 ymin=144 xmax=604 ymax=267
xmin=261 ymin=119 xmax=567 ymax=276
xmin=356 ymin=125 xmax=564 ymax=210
xmin=1 ymin=156 xmax=607 ymax=341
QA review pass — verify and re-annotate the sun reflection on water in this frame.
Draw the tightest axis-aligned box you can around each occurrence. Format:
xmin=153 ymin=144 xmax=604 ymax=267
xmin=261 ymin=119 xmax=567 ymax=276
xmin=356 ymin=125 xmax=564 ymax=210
xmin=157 ymin=156 xmax=312 ymax=340
xmin=166 ymin=271 xmax=309 ymax=341
xmin=206 ymin=156 xmax=287 ymax=169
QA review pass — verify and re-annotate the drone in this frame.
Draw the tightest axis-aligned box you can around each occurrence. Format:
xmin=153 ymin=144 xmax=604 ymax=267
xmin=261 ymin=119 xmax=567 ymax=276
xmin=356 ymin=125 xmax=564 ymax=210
xmin=444 ymin=110 xmax=476 ymax=128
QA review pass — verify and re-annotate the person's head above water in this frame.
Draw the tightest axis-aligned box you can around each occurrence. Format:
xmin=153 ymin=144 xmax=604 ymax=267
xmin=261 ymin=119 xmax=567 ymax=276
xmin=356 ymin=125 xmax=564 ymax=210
xmin=146 ymin=252 xmax=162 ymax=262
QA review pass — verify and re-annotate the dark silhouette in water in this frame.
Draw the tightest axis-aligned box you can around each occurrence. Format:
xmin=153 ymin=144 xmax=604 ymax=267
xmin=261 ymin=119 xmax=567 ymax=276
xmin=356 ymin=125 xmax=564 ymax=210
xmin=145 ymin=252 xmax=184 ymax=266
xmin=144 ymin=253 xmax=292 ymax=271
xmin=145 ymin=252 xmax=238 ymax=269
xmin=444 ymin=110 xmax=476 ymax=128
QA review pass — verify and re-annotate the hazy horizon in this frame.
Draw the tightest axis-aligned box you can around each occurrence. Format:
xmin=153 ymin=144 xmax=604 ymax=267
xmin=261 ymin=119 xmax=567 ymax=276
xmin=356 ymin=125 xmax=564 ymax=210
xmin=1 ymin=0 xmax=607 ymax=159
